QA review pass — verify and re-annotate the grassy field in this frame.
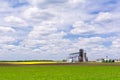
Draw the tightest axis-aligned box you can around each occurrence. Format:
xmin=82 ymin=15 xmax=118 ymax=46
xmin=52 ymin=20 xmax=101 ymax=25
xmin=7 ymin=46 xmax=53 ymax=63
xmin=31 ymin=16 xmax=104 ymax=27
xmin=0 ymin=64 xmax=120 ymax=80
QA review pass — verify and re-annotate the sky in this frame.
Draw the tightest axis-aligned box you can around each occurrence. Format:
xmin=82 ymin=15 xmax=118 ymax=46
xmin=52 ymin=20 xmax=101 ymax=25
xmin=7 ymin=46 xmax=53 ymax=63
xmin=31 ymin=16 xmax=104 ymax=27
xmin=0 ymin=0 xmax=120 ymax=61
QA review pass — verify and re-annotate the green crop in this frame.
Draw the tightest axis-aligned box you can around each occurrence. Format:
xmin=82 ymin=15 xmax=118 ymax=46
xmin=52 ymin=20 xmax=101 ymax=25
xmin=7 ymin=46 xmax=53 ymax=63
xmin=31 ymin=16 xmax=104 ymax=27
xmin=0 ymin=66 xmax=120 ymax=80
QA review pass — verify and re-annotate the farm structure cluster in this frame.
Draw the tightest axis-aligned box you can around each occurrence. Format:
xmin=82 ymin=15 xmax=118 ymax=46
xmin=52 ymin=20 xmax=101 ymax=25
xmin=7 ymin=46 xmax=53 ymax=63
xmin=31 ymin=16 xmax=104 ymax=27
xmin=96 ymin=56 xmax=120 ymax=63
xmin=67 ymin=49 xmax=88 ymax=63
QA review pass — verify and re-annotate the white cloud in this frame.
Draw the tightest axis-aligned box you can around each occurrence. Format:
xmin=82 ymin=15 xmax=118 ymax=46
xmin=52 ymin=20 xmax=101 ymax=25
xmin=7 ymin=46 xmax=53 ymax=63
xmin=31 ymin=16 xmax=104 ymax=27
xmin=74 ymin=37 xmax=106 ymax=48
xmin=0 ymin=0 xmax=11 ymax=12
xmin=0 ymin=26 xmax=15 ymax=44
xmin=27 ymin=0 xmax=45 ymax=6
xmin=4 ymin=16 xmax=27 ymax=27
xmin=111 ymin=39 xmax=120 ymax=48
xmin=23 ymin=7 xmax=54 ymax=22
xmin=95 ymin=12 xmax=113 ymax=22
xmin=71 ymin=21 xmax=95 ymax=34
xmin=68 ymin=0 xmax=86 ymax=7
xmin=0 ymin=36 xmax=15 ymax=43
xmin=28 ymin=21 xmax=58 ymax=39
xmin=0 ymin=26 xmax=15 ymax=33
xmin=71 ymin=12 xmax=120 ymax=35
xmin=68 ymin=0 xmax=86 ymax=4
xmin=28 ymin=0 xmax=67 ymax=7
xmin=23 ymin=7 xmax=39 ymax=19
xmin=4 ymin=16 xmax=24 ymax=23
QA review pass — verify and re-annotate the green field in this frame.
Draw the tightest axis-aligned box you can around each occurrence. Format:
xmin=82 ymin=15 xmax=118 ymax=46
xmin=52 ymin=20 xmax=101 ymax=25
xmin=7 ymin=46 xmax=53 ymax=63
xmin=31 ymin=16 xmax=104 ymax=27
xmin=0 ymin=65 xmax=120 ymax=80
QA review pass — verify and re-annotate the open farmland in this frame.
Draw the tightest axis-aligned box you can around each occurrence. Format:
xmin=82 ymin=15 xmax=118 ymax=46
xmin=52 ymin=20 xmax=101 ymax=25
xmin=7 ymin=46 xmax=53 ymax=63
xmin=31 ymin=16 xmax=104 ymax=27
xmin=0 ymin=63 xmax=120 ymax=80
xmin=0 ymin=61 xmax=57 ymax=65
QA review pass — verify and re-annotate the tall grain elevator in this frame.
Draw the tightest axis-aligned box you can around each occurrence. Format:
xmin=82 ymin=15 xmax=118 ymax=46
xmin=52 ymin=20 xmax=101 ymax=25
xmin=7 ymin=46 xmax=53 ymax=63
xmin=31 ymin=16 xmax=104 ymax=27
xmin=68 ymin=49 xmax=88 ymax=62
xmin=78 ymin=49 xmax=88 ymax=62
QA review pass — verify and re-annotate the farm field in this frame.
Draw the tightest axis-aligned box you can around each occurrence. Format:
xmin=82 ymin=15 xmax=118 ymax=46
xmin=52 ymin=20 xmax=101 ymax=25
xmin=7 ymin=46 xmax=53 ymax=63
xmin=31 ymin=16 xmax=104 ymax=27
xmin=0 ymin=61 xmax=57 ymax=65
xmin=0 ymin=63 xmax=120 ymax=80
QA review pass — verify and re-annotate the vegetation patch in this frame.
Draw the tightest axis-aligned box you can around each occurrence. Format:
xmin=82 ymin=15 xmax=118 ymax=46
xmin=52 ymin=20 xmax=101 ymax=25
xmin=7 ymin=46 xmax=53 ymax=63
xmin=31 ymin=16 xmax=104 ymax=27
xmin=0 ymin=65 xmax=120 ymax=80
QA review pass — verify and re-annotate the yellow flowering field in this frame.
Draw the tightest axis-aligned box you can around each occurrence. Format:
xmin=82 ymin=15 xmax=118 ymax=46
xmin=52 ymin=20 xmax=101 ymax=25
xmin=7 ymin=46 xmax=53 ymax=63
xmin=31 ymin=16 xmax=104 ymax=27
xmin=0 ymin=62 xmax=57 ymax=65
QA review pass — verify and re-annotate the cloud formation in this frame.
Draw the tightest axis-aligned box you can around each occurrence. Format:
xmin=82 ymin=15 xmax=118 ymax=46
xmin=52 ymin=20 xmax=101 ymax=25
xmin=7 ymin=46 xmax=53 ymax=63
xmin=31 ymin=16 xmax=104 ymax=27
xmin=0 ymin=0 xmax=120 ymax=60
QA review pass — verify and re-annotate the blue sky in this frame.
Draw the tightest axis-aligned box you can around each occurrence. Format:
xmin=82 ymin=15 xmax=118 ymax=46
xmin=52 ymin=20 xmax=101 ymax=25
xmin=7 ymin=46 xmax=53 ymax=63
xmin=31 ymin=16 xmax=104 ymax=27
xmin=0 ymin=0 xmax=120 ymax=60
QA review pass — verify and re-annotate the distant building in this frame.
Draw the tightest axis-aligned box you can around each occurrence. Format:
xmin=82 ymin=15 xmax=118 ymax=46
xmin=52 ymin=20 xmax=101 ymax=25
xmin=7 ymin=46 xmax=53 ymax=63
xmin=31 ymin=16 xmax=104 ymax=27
xmin=114 ymin=59 xmax=120 ymax=62
xmin=67 ymin=49 xmax=88 ymax=63
xmin=96 ymin=56 xmax=120 ymax=63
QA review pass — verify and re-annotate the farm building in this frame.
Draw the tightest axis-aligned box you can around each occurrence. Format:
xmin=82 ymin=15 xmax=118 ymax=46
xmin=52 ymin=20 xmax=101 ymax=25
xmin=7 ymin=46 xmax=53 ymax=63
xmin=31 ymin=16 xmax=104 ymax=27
xmin=96 ymin=56 xmax=120 ymax=62
xmin=67 ymin=49 xmax=88 ymax=63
